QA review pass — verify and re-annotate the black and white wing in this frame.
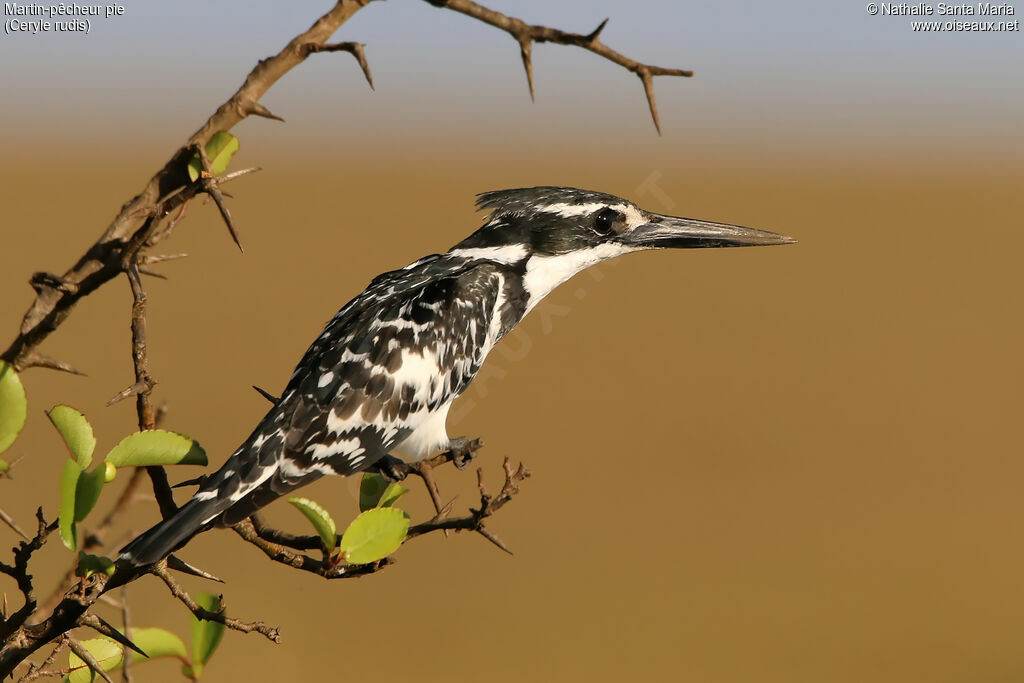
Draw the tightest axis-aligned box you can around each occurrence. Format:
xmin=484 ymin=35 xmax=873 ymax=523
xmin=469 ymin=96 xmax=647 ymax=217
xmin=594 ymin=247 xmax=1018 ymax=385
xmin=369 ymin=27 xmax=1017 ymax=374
xmin=121 ymin=256 xmax=514 ymax=564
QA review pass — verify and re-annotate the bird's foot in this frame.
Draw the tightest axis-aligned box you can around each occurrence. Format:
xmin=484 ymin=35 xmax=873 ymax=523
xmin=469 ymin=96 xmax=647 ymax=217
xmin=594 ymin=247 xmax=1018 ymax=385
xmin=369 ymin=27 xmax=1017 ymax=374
xmin=443 ymin=436 xmax=484 ymax=470
xmin=373 ymin=454 xmax=410 ymax=482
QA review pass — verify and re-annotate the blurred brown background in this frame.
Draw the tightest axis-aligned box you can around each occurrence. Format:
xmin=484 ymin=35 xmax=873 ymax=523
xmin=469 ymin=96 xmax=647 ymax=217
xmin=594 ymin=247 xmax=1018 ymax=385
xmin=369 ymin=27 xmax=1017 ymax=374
xmin=2 ymin=2 xmax=1023 ymax=682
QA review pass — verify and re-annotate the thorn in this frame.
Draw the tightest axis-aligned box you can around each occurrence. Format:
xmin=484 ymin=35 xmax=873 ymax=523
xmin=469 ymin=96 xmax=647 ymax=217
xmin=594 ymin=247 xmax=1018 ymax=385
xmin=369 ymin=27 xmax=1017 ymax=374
xmin=585 ymin=17 xmax=609 ymax=43
xmin=194 ymin=142 xmax=245 ymax=253
xmin=205 ymin=181 xmax=244 ymax=253
xmin=21 ymin=351 xmax=86 ymax=376
xmin=242 ymin=100 xmax=285 ymax=122
xmin=638 ymin=69 xmax=662 ymax=135
xmin=0 ymin=508 xmax=28 ymax=539
xmin=351 ymin=42 xmax=374 ymax=90
xmin=171 ymin=475 xmax=207 ymax=489
xmin=106 ymin=380 xmax=153 ymax=407
xmin=438 ymin=496 xmax=457 ymax=519
xmin=219 ymin=167 xmax=262 ymax=182
xmin=518 ymin=37 xmax=535 ymax=102
xmin=141 ymin=253 xmax=188 ymax=265
xmin=81 ymin=614 xmax=149 ymax=657
xmin=252 ymin=385 xmax=279 ymax=404
xmin=476 ymin=526 xmax=513 ymax=555
xmin=167 ymin=554 xmax=225 ymax=583
xmin=309 ymin=41 xmax=375 ymax=90
xmin=137 ymin=267 xmax=168 ymax=280
xmin=2 ymin=592 xmax=7 ymax=619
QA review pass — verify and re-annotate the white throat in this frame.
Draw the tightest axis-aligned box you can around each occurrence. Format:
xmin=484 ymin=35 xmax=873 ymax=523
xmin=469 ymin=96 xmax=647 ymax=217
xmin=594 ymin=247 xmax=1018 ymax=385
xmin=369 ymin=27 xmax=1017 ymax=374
xmin=522 ymin=243 xmax=636 ymax=313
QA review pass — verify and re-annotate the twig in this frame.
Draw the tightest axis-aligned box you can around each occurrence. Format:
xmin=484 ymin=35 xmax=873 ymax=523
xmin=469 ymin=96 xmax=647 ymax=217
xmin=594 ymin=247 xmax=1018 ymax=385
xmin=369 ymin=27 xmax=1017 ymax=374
xmin=67 ymin=636 xmax=115 ymax=683
xmin=30 ymin=469 xmax=149 ymax=625
xmin=0 ymin=507 xmax=28 ymax=539
xmin=150 ymin=562 xmax=281 ymax=643
xmin=410 ymin=461 xmax=450 ymax=536
xmin=0 ymin=510 xmax=57 ymax=639
xmin=407 ymin=456 xmax=529 ymax=542
xmin=18 ymin=635 xmax=68 ymax=682
xmin=17 ymin=351 xmax=85 ymax=376
xmin=120 ymin=586 xmax=132 ymax=683
xmin=123 ymin=263 xmax=177 ymax=521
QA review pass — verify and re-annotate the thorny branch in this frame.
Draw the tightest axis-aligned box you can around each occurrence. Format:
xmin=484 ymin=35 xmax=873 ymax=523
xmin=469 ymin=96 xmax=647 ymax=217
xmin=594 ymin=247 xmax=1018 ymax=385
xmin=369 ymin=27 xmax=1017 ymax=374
xmin=125 ymin=262 xmax=178 ymax=521
xmin=426 ymin=0 xmax=692 ymax=133
xmin=0 ymin=510 xmax=57 ymax=641
xmin=2 ymin=0 xmax=690 ymax=675
xmin=150 ymin=563 xmax=281 ymax=643
xmin=238 ymin=454 xmax=529 ymax=566
xmin=17 ymin=635 xmax=67 ymax=682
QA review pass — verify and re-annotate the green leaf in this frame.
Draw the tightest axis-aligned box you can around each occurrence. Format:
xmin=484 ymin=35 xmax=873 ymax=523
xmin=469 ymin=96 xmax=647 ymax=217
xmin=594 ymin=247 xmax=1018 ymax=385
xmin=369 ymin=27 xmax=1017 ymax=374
xmin=47 ymin=405 xmax=96 ymax=468
xmin=288 ymin=497 xmax=337 ymax=552
xmin=187 ymin=132 xmax=239 ymax=182
xmin=76 ymin=552 xmax=115 ymax=579
xmin=65 ymin=637 xmax=122 ymax=683
xmin=59 ymin=459 xmax=83 ymax=550
xmin=0 ymin=361 xmax=27 ymax=456
xmin=339 ymin=507 xmax=410 ymax=565
xmin=359 ymin=472 xmax=388 ymax=511
xmin=104 ymin=430 xmax=207 ymax=468
xmin=127 ymin=627 xmax=188 ymax=664
xmin=378 ymin=481 xmax=408 ymax=508
xmin=74 ymin=467 xmax=107 ymax=522
xmin=190 ymin=592 xmax=226 ymax=677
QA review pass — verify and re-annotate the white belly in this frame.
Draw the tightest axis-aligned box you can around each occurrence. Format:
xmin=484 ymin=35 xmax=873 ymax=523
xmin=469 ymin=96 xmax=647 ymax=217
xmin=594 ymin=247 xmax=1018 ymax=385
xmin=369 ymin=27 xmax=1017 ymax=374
xmin=390 ymin=403 xmax=452 ymax=463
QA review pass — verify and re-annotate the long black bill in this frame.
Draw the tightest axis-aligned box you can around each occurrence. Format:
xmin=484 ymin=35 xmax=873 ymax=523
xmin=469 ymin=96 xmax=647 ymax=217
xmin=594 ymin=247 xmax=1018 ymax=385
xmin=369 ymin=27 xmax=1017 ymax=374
xmin=620 ymin=213 xmax=796 ymax=249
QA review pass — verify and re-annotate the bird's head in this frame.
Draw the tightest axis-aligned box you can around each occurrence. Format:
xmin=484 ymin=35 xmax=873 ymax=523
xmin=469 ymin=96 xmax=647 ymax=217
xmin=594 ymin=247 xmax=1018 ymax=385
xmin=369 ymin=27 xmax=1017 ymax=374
xmin=449 ymin=186 xmax=795 ymax=309
xmin=453 ymin=186 xmax=794 ymax=258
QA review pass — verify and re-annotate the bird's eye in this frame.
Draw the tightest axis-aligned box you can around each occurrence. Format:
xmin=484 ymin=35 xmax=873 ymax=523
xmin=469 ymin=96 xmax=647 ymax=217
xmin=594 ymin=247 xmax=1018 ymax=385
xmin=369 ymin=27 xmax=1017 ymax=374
xmin=593 ymin=208 xmax=619 ymax=234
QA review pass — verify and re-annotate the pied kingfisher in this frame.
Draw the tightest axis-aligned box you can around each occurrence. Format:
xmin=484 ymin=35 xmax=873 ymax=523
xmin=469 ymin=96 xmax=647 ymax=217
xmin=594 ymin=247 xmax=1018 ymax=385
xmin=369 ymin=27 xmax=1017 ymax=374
xmin=121 ymin=186 xmax=794 ymax=565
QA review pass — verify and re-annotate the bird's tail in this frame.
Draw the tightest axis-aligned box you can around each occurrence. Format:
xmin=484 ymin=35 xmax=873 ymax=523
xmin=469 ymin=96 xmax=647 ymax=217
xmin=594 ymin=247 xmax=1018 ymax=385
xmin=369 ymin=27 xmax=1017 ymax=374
xmin=119 ymin=493 xmax=233 ymax=567
xmin=118 ymin=460 xmax=321 ymax=566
